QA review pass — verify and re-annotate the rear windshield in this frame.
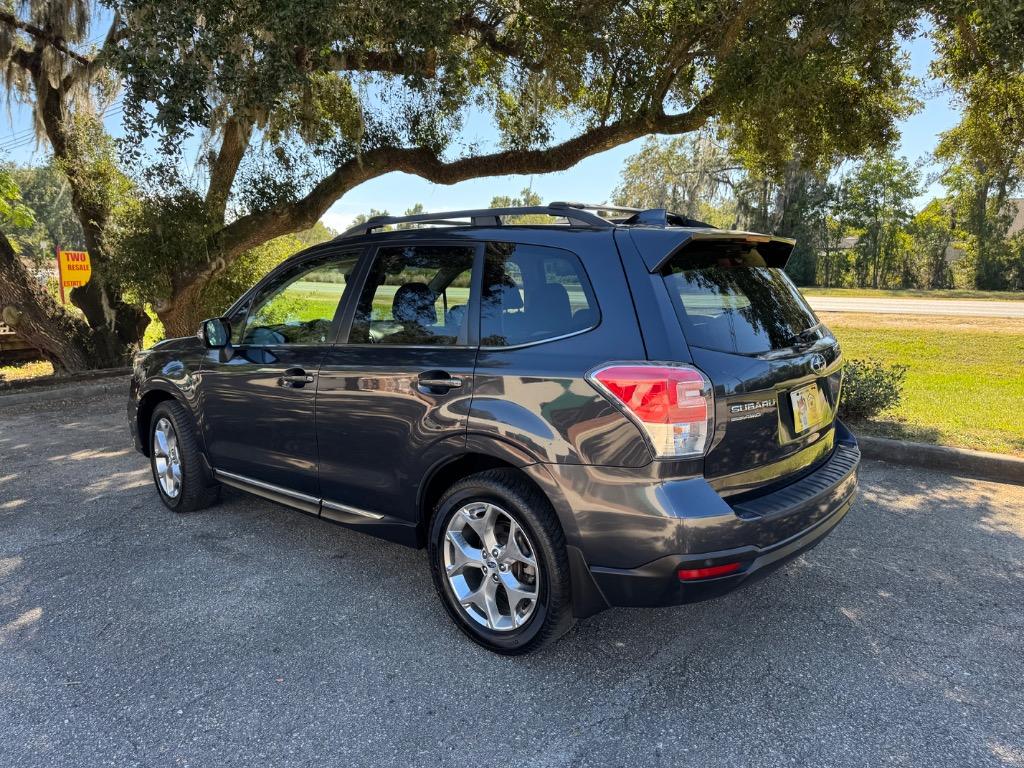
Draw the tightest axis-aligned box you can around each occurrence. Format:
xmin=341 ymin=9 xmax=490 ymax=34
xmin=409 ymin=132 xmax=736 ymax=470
xmin=661 ymin=241 xmax=820 ymax=354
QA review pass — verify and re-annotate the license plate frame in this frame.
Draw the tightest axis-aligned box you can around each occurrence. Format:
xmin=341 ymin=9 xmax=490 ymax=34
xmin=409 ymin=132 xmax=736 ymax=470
xmin=790 ymin=382 xmax=828 ymax=433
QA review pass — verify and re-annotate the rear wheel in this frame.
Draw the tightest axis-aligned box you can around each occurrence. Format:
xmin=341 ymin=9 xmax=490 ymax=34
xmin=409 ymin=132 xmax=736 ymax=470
xmin=149 ymin=400 xmax=220 ymax=513
xmin=428 ymin=469 xmax=573 ymax=654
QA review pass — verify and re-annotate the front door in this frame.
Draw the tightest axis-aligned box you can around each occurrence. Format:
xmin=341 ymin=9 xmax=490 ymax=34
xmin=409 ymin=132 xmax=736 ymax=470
xmin=199 ymin=248 xmax=363 ymax=497
xmin=315 ymin=242 xmax=480 ymax=528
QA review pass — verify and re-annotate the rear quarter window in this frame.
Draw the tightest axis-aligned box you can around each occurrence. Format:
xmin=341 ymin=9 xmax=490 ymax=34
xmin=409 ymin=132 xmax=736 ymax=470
xmin=480 ymin=242 xmax=599 ymax=347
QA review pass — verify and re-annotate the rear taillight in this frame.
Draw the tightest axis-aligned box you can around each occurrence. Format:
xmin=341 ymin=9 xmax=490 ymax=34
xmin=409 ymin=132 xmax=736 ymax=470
xmin=587 ymin=362 xmax=714 ymax=459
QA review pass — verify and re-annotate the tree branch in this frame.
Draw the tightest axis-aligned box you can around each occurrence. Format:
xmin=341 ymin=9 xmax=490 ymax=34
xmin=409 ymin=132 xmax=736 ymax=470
xmin=0 ymin=229 xmax=93 ymax=372
xmin=204 ymin=113 xmax=254 ymax=221
xmin=208 ymin=103 xmax=714 ymax=268
xmin=0 ymin=11 xmax=92 ymax=66
xmin=321 ymin=48 xmax=438 ymax=77
xmin=452 ymin=13 xmax=545 ymax=72
xmin=320 ymin=14 xmax=538 ymax=77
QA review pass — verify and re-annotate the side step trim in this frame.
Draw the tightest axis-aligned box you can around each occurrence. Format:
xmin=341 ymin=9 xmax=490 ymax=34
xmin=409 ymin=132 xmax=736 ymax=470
xmin=322 ymin=499 xmax=384 ymax=521
xmin=213 ymin=469 xmax=321 ymax=515
xmin=212 ymin=469 xmax=387 ymax=522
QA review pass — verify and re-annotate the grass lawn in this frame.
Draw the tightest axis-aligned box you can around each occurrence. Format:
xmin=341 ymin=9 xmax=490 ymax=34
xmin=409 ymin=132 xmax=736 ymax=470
xmin=0 ymin=360 xmax=54 ymax=383
xmin=802 ymin=287 xmax=1024 ymax=301
xmin=820 ymin=312 xmax=1024 ymax=456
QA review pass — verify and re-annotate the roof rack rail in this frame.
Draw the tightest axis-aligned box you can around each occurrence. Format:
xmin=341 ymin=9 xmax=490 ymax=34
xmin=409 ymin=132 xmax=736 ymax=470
xmin=619 ymin=208 xmax=713 ymax=228
xmin=548 ymin=201 xmax=641 ymax=214
xmin=336 ymin=204 xmax=613 ymax=239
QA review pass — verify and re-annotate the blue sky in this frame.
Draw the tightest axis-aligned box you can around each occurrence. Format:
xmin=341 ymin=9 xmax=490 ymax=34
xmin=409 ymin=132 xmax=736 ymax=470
xmin=0 ymin=29 xmax=958 ymax=232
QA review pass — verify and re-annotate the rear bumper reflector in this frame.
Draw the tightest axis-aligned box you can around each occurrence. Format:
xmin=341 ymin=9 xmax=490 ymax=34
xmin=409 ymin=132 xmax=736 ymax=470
xmin=677 ymin=562 xmax=742 ymax=581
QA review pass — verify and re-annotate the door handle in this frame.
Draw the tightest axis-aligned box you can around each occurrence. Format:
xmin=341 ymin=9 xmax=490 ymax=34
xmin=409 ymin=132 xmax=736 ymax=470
xmin=278 ymin=369 xmax=315 ymax=388
xmin=417 ymin=374 xmax=463 ymax=389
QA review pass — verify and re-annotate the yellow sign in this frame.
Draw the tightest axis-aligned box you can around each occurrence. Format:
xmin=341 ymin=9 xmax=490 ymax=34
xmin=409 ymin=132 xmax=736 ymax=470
xmin=56 ymin=250 xmax=91 ymax=302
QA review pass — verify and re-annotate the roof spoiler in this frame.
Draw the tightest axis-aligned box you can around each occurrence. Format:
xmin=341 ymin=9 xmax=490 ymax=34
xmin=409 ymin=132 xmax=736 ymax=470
xmin=628 ymin=229 xmax=797 ymax=273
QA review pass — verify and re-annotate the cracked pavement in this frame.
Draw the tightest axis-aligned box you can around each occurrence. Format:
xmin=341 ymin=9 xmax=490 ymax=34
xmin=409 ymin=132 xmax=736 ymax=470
xmin=1 ymin=393 xmax=1023 ymax=767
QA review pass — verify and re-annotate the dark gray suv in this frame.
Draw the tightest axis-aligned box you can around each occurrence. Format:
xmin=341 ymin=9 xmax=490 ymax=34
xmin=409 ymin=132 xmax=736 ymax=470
xmin=128 ymin=202 xmax=859 ymax=654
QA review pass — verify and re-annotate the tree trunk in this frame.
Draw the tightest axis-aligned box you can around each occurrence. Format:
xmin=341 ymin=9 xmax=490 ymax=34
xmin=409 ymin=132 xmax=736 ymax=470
xmin=972 ymin=173 xmax=991 ymax=289
xmin=35 ymin=65 xmax=149 ymax=365
xmin=156 ymin=280 xmax=210 ymax=340
xmin=870 ymin=229 xmax=881 ymax=289
xmin=0 ymin=231 xmax=116 ymax=373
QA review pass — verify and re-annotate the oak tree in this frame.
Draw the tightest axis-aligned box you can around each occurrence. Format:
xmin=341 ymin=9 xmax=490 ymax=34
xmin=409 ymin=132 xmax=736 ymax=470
xmin=108 ymin=0 xmax=923 ymax=336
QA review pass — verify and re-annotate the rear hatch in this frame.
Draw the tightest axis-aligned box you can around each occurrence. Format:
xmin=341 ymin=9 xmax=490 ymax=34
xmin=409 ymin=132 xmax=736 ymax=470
xmin=657 ymin=237 xmax=843 ymax=496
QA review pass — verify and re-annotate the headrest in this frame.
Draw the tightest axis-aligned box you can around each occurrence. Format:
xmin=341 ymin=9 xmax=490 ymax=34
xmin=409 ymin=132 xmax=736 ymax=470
xmin=446 ymin=304 xmax=467 ymax=327
xmin=487 ymin=281 xmax=524 ymax=311
xmin=392 ymin=283 xmax=437 ymax=325
xmin=532 ymin=282 xmax=571 ymax=322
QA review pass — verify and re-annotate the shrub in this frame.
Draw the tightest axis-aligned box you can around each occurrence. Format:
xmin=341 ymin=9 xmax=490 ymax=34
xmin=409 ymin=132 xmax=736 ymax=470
xmin=839 ymin=358 xmax=907 ymax=421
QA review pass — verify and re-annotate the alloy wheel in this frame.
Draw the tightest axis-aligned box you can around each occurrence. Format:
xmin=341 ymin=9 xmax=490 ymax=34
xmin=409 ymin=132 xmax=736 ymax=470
xmin=443 ymin=502 xmax=540 ymax=631
xmin=152 ymin=417 xmax=183 ymax=499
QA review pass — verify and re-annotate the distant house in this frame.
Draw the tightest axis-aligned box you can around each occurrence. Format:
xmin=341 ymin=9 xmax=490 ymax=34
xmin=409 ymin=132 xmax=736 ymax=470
xmin=837 ymin=235 xmax=859 ymax=251
xmin=1009 ymin=198 xmax=1024 ymax=237
xmin=829 ymin=199 xmax=1024 ymax=266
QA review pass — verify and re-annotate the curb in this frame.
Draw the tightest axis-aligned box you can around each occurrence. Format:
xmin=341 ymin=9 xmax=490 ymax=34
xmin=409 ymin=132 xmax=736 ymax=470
xmin=0 ymin=371 xmax=129 ymax=407
xmin=859 ymin=434 xmax=1024 ymax=487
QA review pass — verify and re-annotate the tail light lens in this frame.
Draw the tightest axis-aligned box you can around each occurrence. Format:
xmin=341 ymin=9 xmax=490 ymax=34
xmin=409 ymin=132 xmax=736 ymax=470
xmin=587 ymin=362 xmax=714 ymax=459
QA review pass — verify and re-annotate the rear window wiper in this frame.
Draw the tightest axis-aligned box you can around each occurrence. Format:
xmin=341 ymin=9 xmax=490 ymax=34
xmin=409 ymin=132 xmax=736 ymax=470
xmin=783 ymin=324 xmax=821 ymax=348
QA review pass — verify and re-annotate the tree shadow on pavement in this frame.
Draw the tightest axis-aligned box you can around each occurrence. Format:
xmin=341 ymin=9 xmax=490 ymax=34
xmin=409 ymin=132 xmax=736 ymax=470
xmin=1 ymin=396 xmax=1022 ymax=768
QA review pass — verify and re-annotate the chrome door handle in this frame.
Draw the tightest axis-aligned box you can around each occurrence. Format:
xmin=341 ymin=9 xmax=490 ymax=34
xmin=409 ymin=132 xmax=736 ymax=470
xmin=278 ymin=370 xmax=315 ymax=387
xmin=418 ymin=376 xmax=463 ymax=389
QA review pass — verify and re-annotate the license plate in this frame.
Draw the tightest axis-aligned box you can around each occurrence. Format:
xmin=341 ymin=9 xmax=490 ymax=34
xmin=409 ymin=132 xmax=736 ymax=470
xmin=790 ymin=383 xmax=828 ymax=432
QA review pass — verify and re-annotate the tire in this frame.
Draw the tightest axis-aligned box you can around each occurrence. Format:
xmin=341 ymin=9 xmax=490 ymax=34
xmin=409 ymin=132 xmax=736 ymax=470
xmin=149 ymin=400 xmax=220 ymax=513
xmin=428 ymin=468 xmax=574 ymax=654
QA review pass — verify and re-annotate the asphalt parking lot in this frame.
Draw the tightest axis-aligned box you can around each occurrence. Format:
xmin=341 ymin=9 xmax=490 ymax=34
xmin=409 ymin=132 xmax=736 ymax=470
xmin=1 ymin=393 xmax=1022 ymax=768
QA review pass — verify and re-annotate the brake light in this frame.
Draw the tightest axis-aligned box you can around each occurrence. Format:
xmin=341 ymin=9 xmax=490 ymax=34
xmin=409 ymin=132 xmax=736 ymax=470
xmin=588 ymin=362 xmax=714 ymax=458
xmin=678 ymin=562 xmax=742 ymax=581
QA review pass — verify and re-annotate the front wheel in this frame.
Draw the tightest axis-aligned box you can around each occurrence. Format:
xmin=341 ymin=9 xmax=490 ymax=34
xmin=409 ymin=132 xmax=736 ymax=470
xmin=149 ymin=400 xmax=220 ymax=513
xmin=428 ymin=469 xmax=574 ymax=654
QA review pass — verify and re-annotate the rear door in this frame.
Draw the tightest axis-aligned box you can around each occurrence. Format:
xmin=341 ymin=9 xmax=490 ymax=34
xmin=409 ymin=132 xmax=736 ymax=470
xmin=469 ymin=233 xmax=650 ymax=468
xmin=314 ymin=241 xmax=479 ymax=530
xmin=627 ymin=233 xmax=843 ymax=494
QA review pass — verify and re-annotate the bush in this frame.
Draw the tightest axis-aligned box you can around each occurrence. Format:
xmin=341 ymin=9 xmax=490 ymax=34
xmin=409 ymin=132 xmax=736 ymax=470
xmin=839 ymin=358 xmax=907 ymax=420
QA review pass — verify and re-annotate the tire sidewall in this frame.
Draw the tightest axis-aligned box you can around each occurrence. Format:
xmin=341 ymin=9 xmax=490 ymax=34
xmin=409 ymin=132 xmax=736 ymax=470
xmin=150 ymin=404 xmax=185 ymax=512
xmin=429 ymin=482 xmax=556 ymax=653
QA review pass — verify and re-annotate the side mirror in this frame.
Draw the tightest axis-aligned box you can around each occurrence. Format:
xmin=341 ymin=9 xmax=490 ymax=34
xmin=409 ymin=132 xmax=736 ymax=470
xmin=199 ymin=317 xmax=231 ymax=349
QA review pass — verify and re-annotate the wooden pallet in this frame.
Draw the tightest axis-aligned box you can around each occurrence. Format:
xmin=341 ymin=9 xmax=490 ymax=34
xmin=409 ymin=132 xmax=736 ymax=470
xmin=0 ymin=322 xmax=42 ymax=364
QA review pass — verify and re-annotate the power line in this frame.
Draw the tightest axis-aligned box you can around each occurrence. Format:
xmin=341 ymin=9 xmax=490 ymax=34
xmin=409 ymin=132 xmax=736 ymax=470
xmin=0 ymin=21 xmax=121 ymax=152
xmin=0 ymin=102 xmax=124 ymax=153
xmin=0 ymin=101 xmax=125 ymax=149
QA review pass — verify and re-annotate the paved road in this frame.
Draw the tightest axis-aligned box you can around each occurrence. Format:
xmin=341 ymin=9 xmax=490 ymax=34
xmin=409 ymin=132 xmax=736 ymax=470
xmin=805 ymin=295 xmax=1024 ymax=318
xmin=2 ymin=394 xmax=1023 ymax=768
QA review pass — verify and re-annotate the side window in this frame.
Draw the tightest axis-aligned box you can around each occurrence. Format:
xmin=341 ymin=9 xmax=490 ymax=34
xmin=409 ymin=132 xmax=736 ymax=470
xmin=349 ymin=244 xmax=476 ymax=346
xmin=240 ymin=251 xmax=359 ymax=345
xmin=481 ymin=242 xmax=598 ymax=347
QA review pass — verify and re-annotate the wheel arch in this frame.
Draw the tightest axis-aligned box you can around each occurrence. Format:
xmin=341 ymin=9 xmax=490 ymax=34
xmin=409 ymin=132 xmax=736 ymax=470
xmin=135 ymin=385 xmax=194 ymax=457
xmin=417 ymin=443 xmax=609 ymax=618
xmin=418 ymin=452 xmax=521 ymax=537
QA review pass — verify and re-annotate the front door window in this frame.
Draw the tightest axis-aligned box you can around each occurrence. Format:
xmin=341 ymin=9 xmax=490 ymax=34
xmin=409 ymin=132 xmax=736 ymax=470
xmin=241 ymin=254 xmax=360 ymax=346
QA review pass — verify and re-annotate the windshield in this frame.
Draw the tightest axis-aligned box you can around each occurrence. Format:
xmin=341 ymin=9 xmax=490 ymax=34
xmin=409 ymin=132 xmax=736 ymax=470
xmin=662 ymin=242 xmax=821 ymax=354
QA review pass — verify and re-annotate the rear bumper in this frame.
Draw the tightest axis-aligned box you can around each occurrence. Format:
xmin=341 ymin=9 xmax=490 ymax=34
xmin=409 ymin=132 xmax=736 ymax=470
xmin=549 ymin=422 xmax=860 ymax=613
xmin=590 ymin=484 xmax=854 ymax=608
